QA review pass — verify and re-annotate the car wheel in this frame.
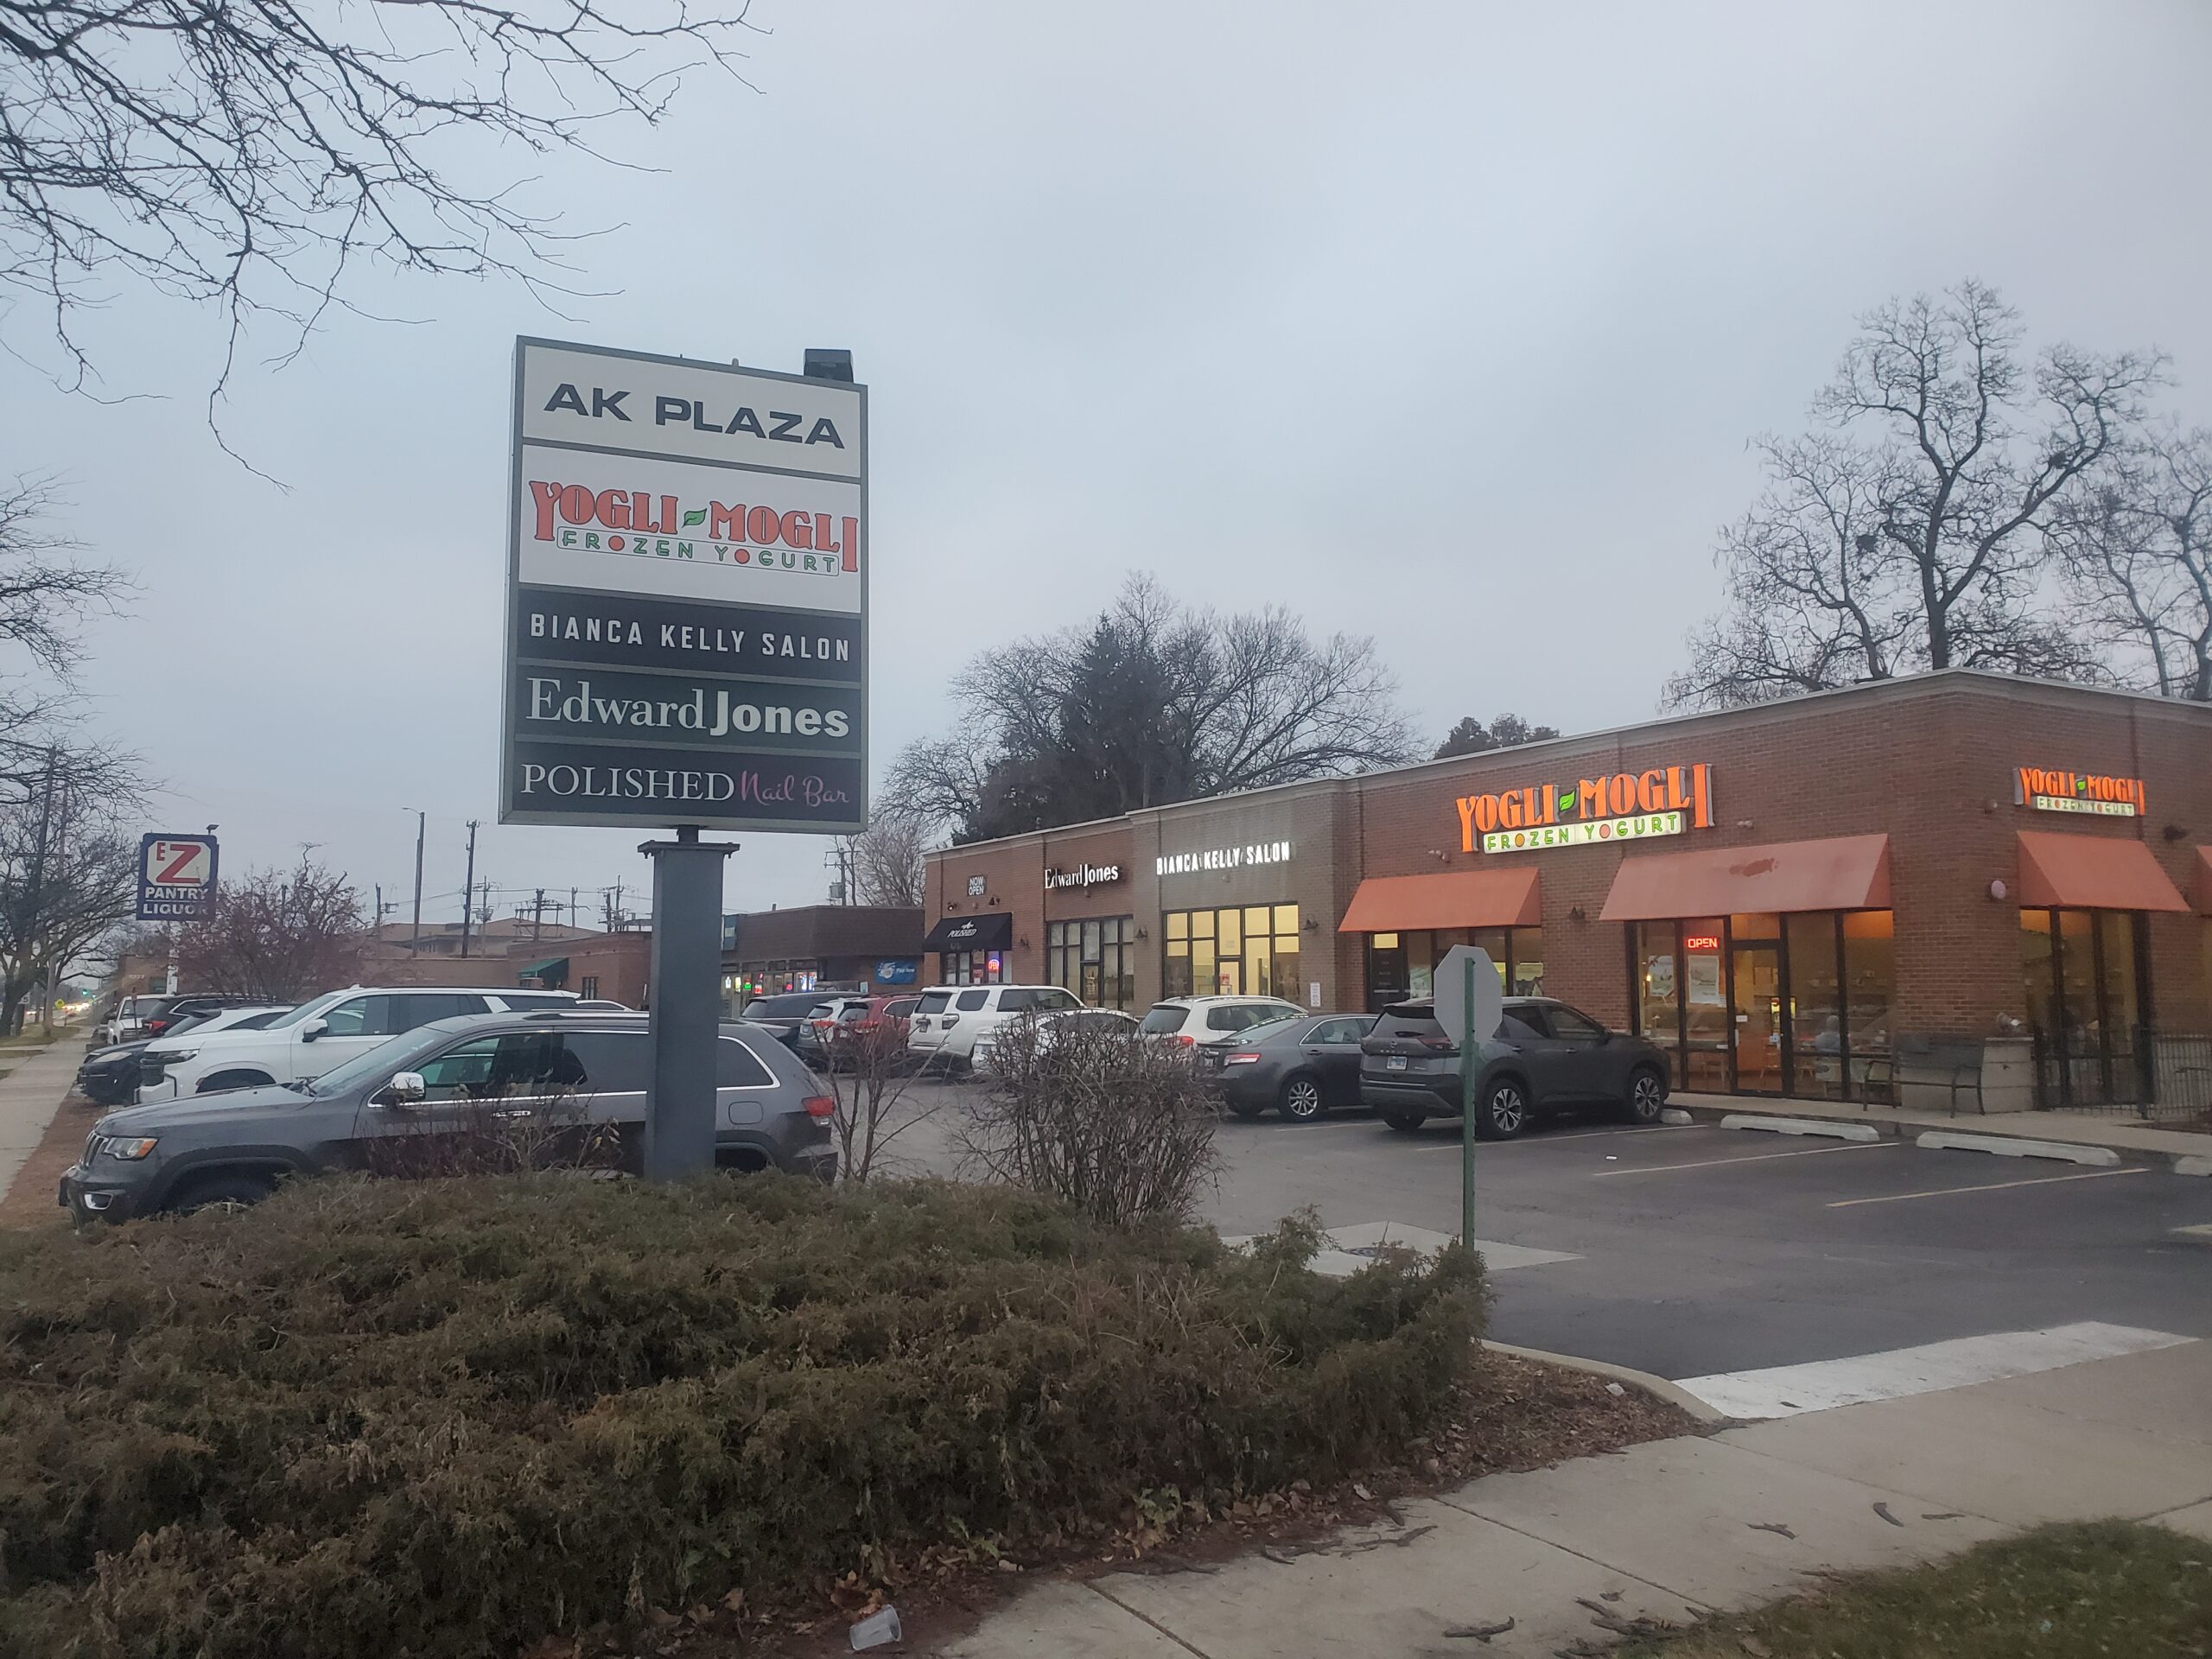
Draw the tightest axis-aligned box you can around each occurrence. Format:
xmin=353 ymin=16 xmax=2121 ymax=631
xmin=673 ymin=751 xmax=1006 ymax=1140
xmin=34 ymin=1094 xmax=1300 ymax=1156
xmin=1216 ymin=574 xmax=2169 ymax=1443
xmin=1381 ymin=1109 xmax=1427 ymax=1132
xmin=1474 ymin=1077 xmax=1529 ymax=1141
xmin=1624 ymin=1066 xmax=1667 ymax=1125
xmin=198 ymin=1070 xmax=276 ymax=1094
xmin=167 ymin=1170 xmax=275 ymax=1215
xmin=1279 ymin=1075 xmax=1325 ymax=1122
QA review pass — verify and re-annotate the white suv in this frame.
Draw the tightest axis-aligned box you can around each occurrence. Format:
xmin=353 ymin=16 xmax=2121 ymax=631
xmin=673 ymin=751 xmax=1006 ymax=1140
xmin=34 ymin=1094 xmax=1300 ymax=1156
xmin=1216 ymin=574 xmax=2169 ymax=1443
xmin=1137 ymin=995 xmax=1306 ymax=1049
xmin=906 ymin=984 xmax=1084 ymax=1071
xmin=137 ymin=986 xmax=579 ymax=1099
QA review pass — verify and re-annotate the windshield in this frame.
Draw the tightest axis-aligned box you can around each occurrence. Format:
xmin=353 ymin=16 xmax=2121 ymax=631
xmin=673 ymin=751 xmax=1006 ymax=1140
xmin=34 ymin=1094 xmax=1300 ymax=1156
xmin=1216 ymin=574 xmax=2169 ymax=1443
xmin=305 ymin=1026 xmax=455 ymax=1098
xmin=1136 ymin=1006 xmax=1187 ymax=1034
xmin=264 ymin=989 xmax=347 ymax=1030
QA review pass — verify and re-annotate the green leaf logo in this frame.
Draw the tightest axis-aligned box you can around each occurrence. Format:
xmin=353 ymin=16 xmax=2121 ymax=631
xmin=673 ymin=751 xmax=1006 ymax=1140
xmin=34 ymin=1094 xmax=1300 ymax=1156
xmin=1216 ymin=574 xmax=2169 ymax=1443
xmin=1558 ymin=790 xmax=1576 ymax=810
xmin=682 ymin=507 xmax=707 ymax=528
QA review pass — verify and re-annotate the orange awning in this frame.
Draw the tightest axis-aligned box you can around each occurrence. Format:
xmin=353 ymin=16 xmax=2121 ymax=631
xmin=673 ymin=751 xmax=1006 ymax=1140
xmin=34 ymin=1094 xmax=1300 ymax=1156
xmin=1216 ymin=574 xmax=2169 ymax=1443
xmin=2198 ymin=848 xmax=2212 ymax=917
xmin=2017 ymin=831 xmax=2189 ymax=912
xmin=1338 ymin=868 xmax=1541 ymax=932
xmin=1599 ymin=834 xmax=1891 ymax=922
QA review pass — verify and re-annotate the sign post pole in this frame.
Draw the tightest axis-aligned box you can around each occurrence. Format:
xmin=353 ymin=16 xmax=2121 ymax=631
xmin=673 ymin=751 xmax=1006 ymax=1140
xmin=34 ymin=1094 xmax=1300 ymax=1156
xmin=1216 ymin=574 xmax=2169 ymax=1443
xmin=639 ymin=828 xmax=737 ymax=1179
xmin=1461 ymin=966 xmax=1477 ymax=1254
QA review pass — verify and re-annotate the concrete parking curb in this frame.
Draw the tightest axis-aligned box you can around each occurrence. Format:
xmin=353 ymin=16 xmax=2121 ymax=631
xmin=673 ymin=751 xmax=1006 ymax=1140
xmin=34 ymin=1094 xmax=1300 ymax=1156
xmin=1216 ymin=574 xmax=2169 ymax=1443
xmin=2177 ymin=1156 xmax=2212 ymax=1178
xmin=1915 ymin=1131 xmax=2120 ymax=1166
xmin=1479 ymin=1338 xmax=1731 ymax=1426
xmin=1719 ymin=1113 xmax=1881 ymax=1142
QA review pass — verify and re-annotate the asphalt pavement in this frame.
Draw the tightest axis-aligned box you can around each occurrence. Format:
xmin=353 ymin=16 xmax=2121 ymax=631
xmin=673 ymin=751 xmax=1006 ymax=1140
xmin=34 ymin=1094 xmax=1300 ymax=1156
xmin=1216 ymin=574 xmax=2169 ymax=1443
xmin=884 ymin=1079 xmax=2212 ymax=1382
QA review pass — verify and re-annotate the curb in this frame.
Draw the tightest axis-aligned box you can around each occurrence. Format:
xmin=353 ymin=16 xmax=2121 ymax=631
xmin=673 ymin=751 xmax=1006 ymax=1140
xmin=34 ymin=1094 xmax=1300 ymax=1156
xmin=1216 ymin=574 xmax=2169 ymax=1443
xmin=2177 ymin=1157 xmax=2212 ymax=1179
xmin=1719 ymin=1113 xmax=1881 ymax=1143
xmin=1915 ymin=1130 xmax=2120 ymax=1166
xmin=1479 ymin=1338 xmax=1730 ymax=1426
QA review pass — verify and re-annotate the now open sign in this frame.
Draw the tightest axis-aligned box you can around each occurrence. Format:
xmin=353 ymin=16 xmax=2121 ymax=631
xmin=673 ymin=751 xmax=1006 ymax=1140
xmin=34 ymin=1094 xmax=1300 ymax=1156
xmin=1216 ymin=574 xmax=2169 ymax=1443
xmin=136 ymin=834 xmax=219 ymax=922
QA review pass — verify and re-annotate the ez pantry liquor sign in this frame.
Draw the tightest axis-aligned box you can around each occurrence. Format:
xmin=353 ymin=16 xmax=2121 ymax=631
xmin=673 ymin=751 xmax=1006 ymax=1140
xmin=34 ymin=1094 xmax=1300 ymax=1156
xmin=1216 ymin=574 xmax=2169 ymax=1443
xmin=500 ymin=340 xmax=868 ymax=833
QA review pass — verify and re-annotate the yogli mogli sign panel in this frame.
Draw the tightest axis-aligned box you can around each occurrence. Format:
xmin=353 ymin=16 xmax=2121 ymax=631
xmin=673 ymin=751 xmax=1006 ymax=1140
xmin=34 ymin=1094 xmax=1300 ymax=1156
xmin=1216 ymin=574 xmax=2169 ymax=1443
xmin=499 ymin=338 xmax=867 ymax=832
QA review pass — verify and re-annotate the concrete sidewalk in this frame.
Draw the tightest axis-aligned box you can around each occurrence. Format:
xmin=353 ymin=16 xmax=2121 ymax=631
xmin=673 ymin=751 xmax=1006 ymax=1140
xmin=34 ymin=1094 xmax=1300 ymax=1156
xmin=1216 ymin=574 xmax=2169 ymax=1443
xmin=0 ymin=1035 xmax=87 ymax=1205
xmin=931 ymin=1339 xmax=2212 ymax=1658
xmin=1671 ymin=1088 xmax=2212 ymax=1167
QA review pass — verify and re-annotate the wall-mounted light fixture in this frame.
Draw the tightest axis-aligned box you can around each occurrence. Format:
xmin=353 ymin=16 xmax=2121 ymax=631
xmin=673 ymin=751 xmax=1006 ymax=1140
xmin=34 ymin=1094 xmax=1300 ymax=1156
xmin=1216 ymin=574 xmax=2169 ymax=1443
xmin=1303 ymin=918 xmax=1320 ymax=931
xmin=1567 ymin=903 xmax=1587 ymax=922
xmin=1988 ymin=878 xmax=2009 ymax=902
xmin=1135 ymin=925 xmax=1149 ymax=940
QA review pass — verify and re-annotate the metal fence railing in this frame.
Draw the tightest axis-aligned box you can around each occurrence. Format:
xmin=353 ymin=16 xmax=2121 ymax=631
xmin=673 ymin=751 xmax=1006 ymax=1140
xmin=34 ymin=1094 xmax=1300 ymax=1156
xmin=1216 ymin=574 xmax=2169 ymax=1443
xmin=2030 ymin=1028 xmax=2212 ymax=1126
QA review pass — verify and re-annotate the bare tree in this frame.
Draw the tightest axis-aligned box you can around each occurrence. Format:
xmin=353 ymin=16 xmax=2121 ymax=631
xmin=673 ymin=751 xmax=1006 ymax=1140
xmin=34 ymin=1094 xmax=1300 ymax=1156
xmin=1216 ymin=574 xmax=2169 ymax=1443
xmin=1669 ymin=282 xmax=2164 ymax=709
xmin=1 ymin=1 xmax=757 ymax=407
xmin=836 ymin=812 xmax=928 ymax=908
xmin=0 ymin=765 xmax=138 ymax=1034
xmin=817 ymin=1009 xmax=941 ymax=1184
xmin=0 ymin=478 xmax=132 ymax=810
xmin=2053 ymin=424 xmax=2212 ymax=702
xmin=888 ymin=574 xmax=1415 ymax=841
xmin=174 ymin=855 xmax=365 ymax=1000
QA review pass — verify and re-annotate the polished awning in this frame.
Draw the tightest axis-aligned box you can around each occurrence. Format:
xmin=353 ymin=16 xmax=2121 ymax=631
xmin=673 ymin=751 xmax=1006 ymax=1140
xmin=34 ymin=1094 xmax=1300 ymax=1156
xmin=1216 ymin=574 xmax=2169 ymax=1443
xmin=2016 ymin=831 xmax=2189 ymax=912
xmin=921 ymin=912 xmax=1013 ymax=951
xmin=1338 ymin=868 xmax=1541 ymax=932
xmin=1599 ymin=834 xmax=1891 ymax=922
xmin=2197 ymin=848 xmax=2212 ymax=917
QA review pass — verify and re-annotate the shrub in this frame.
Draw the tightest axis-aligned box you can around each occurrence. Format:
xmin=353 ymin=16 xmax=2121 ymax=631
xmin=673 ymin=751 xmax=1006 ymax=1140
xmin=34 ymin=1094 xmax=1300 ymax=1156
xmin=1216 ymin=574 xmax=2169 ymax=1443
xmin=0 ymin=1174 xmax=1481 ymax=1659
xmin=957 ymin=1015 xmax=1220 ymax=1224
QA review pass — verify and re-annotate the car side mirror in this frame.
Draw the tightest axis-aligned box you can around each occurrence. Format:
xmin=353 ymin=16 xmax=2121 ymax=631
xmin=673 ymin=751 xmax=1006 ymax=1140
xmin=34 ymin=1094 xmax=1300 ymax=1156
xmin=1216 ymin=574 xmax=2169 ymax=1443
xmin=300 ymin=1018 xmax=327 ymax=1042
xmin=385 ymin=1071 xmax=426 ymax=1106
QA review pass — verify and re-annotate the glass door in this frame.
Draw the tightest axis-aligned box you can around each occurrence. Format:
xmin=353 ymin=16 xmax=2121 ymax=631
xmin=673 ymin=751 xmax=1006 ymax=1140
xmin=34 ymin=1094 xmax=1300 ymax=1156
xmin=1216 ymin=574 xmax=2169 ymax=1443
xmin=1730 ymin=940 xmax=1784 ymax=1094
xmin=1365 ymin=932 xmax=1409 ymax=1012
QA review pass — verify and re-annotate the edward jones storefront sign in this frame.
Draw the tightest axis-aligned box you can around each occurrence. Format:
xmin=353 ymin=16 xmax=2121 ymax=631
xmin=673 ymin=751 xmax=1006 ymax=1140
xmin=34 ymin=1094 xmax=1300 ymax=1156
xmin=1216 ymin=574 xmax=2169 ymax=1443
xmin=1458 ymin=763 xmax=1714 ymax=855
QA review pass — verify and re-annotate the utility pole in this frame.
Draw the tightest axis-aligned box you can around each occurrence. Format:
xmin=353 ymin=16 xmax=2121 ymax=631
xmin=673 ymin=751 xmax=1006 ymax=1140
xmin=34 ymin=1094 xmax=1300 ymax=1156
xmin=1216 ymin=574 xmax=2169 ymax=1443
xmin=569 ymin=886 xmax=578 ymax=930
xmin=406 ymin=809 xmax=426 ymax=955
xmin=460 ymin=821 xmax=480 ymax=957
xmin=531 ymin=887 xmax=547 ymax=943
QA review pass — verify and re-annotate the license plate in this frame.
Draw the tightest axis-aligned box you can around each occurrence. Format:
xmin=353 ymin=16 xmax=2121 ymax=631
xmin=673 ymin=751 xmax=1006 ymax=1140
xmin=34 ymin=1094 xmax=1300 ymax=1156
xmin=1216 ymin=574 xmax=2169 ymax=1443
xmin=1386 ymin=1054 xmax=1408 ymax=1071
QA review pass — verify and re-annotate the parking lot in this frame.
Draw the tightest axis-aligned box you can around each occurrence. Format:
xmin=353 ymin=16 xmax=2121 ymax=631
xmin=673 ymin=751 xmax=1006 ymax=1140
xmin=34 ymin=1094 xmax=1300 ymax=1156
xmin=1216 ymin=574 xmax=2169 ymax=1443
xmin=886 ymin=1083 xmax=2212 ymax=1387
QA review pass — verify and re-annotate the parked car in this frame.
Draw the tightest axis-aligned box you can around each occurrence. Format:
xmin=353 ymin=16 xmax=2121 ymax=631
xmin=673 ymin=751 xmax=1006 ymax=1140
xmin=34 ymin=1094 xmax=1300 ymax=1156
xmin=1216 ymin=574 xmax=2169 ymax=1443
xmin=741 ymin=991 xmax=842 ymax=1053
xmin=1358 ymin=995 xmax=1670 ymax=1138
xmin=60 ymin=1010 xmax=837 ymax=1223
xmin=73 ymin=1006 xmax=291 ymax=1107
xmin=1201 ymin=1011 xmax=1376 ymax=1122
xmin=96 ymin=995 xmax=170 ymax=1046
xmin=794 ymin=995 xmax=874 ymax=1068
xmin=137 ymin=986 xmax=580 ymax=1100
xmin=906 ymin=984 xmax=1084 ymax=1071
xmin=970 ymin=1007 xmax=1141 ymax=1075
xmin=813 ymin=994 xmax=921 ymax=1071
xmin=1135 ymin=995 xmax=1306 ymax=1052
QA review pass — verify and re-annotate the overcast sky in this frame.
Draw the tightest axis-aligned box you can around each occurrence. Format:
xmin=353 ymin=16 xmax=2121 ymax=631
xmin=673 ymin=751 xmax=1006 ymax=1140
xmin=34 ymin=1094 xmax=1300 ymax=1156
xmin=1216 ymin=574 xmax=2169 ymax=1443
xmin=3 ymin=1 xmax=2208 ymax=930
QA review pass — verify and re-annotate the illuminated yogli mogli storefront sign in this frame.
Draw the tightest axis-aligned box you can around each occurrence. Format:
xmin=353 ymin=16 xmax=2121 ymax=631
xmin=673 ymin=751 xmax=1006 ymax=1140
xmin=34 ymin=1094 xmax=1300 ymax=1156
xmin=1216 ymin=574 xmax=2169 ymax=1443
xmin=2015 ymin=766 xmax=2145 ymax=817
xmin=1155 ymin=840 xmax=1292 ymax=876
xmin=1457 ymin=764 xmax=1714 ymax=855
xmin=1045 ymin=861 xmax=1123 ymax=890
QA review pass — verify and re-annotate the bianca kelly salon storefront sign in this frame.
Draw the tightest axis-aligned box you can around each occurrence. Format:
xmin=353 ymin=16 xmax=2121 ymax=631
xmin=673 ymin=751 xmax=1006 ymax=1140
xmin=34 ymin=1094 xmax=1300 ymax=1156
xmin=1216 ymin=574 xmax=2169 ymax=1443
xmin=499 ymin=339 xmax=868 ymax=831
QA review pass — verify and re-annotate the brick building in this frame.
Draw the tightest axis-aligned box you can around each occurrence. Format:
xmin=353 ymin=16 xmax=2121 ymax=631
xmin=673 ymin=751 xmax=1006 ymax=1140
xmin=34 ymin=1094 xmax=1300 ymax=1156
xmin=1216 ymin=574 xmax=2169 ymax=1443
xmin=924 ymin=671 xmax=2212 ymax=1109
xmin=721 ymin=905 xmax=924 ymax=998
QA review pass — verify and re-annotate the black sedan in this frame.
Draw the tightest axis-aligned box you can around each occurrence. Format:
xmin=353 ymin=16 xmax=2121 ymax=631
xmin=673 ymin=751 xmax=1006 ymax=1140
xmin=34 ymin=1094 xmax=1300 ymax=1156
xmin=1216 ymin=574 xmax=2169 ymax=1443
xmin=1201 ymin=1012 xmax=1375 ymax=1122
xmin=1359 ymin=995 xmax=1669 ymax=1139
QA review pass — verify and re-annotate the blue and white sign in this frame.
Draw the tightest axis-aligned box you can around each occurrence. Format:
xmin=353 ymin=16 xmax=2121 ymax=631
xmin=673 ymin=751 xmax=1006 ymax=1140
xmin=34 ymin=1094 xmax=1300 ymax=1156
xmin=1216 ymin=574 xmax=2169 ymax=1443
xmin=873 ymin=957 xmax=918 ymax=985
xmin=136 ymin=833 xmax=219 ymax=922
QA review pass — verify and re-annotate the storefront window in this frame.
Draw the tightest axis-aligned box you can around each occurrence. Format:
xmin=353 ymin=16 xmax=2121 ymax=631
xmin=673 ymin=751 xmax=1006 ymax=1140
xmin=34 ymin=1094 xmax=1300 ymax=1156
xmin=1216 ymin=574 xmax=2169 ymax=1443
xmin=2022 ymin=908 xmax=2145 ymax=1105
xmin=944 ymin=950 xmax=1003 ymax=987
xmin=1786 ymin=912 xmax=1843 ymax=1100
xmin=1163 ymin=905 xmax=1299 ymax=1000
xmin=1359 ymin=927 xmax=1535 ymax=1012
xmin=1047 ymin=917 xmax=1136 ymax=1008
xmin=1510 ymin=927 xmax=1544 ymax=995
xmin=1841 ymin=911 xmax=1893 ymax=1104
xmin=1628 ymin=911 xmax=1892 ymax=1102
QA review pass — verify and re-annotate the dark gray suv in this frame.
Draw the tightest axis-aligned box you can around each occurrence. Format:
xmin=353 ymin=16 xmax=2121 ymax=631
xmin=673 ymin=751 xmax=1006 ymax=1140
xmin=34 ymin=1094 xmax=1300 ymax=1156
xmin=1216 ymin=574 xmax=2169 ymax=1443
xmin=58 ymin=1012 xmax=837 ymax=1223
xmin=1359 ymin=995 xmax=1670 ymax=1138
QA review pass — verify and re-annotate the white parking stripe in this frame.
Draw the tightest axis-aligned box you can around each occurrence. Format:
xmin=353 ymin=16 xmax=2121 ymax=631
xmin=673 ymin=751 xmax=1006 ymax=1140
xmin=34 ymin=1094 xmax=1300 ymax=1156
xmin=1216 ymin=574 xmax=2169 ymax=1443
xmin=1416 ymin=1124 xmax=1691 ymax=1149
xmin=1594 ymin=1141 xmax=1898 ymax=1177
xmin=1676 ymin=1322 xmax=2195 ymax=1419
xmin=1828 ymin=1167 xmax=2149 ymax=1207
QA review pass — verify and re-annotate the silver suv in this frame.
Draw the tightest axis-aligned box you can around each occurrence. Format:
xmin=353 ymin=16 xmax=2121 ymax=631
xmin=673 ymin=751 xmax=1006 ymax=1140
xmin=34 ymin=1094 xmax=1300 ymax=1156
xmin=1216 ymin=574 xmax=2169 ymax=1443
xmin=59 ymin=1011 xmax=836 ymax=1223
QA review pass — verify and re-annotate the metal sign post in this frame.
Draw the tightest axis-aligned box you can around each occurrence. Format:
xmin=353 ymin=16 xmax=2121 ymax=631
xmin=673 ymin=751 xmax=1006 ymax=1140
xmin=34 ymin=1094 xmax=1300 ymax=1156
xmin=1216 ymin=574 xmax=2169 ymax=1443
xmin=1433 ymin=944 xmax=1503 ymax=1253
xmin=639 ymin=830 xmax=737 ymax=1178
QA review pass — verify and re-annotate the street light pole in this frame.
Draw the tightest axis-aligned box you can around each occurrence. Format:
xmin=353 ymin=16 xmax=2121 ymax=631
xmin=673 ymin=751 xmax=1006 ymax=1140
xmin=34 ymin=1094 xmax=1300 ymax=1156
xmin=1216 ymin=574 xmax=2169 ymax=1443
xmin=407 ymin=809 xmax=426 ymax=955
